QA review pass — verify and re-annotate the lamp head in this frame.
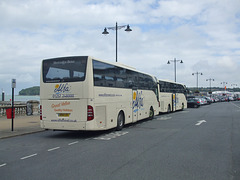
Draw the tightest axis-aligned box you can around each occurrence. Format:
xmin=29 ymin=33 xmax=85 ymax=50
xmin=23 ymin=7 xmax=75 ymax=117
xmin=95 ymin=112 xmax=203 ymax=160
xmin=125 ymin=25 xmax=132 ymax=32
xmin=102 ymin=28 xmax=109 ymax=35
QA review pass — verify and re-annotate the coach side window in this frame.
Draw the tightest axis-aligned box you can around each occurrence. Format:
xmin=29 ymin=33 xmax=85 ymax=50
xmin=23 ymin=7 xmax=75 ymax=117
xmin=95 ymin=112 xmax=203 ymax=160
xmin=93 ymin=60 xmax=115 ymax=87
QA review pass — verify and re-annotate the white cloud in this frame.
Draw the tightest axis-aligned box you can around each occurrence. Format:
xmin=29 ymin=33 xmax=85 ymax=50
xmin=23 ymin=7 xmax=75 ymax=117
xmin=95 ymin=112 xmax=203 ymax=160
xmin=217 ymin=56 xmax=237 ymax=70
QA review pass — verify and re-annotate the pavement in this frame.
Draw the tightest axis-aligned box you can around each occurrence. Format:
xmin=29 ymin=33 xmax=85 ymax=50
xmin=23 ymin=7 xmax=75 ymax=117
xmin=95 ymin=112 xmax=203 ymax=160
xmin=0 ymin=115 xmax=44 ymax=139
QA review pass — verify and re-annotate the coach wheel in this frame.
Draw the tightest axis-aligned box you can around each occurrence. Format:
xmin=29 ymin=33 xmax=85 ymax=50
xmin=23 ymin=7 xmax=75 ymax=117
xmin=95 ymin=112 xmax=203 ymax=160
xmin=167 ymin=105 xmax=171 ymax=113
xmin=181 ymin=103 xmax=184 ymax=110
xmin=116 ymin=111 xmax=124 ymax=131
xmin=149 ymin=107 xmax=154 ymax=120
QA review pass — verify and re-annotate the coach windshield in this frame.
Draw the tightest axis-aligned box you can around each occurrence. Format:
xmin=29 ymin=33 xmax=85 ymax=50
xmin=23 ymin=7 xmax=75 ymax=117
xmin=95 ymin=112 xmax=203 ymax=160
xmin=42 ymin=56 xmax=87 ymax=83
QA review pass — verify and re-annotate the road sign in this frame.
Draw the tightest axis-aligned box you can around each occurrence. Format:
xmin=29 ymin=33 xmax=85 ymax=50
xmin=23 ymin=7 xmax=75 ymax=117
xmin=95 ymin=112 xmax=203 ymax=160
xmin=12 ymin=79 xmax=16 ymax=88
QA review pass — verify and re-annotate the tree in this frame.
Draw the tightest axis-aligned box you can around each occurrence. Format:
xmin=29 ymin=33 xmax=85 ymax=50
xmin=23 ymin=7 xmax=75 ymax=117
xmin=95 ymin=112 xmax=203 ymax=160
xmin=19 ymin=86 xmax=40 ymax=95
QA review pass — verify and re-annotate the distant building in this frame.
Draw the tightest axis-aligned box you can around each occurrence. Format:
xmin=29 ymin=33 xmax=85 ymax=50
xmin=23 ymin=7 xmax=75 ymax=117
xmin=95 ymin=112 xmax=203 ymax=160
xmin=212 ymin=91 xmax=240 ymax=97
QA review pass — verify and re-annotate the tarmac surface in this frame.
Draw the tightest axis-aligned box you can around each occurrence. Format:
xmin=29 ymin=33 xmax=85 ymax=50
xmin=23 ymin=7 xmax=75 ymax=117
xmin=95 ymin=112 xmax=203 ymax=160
xmin=0 ymin=115 xmax=43 ymax=139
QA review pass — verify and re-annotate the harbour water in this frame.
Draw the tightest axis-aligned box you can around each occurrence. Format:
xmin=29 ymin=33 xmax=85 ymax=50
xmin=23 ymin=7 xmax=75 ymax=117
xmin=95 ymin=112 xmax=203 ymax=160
xmin=2 ymin=95 xmax=40 ymax=102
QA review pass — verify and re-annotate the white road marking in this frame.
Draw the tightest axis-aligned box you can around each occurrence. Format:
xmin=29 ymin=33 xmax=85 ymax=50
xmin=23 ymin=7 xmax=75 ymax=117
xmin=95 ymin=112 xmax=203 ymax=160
xmin=48 ymin=147 xmax=60 ymax=152
xmin=0 ymin=163 xmax=7 ymax=168
xmin=95 ymin=137 xmax=111 ymax=140
xmin=231 ymin=102 xmax=240 ymax=109
xmin=21 ymin=153 xmax=37 ymax=160
xmin=179 ymin=111 xmax=189 ymax=113
xmin=94 ymin=131 xmax=129 ymax=140
xmin=195 ymin=120 xmax=206 ymax=126
xmin=157 ymin=116 xmax=172 ymax=121
xmin=68 ymin=141 xmax=79 ymax=145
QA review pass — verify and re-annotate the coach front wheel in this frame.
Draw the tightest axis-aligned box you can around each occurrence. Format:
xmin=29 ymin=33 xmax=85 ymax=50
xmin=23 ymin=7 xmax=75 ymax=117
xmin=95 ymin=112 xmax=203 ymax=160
xmin=116 ymin=111 xmax=124 ymax=131
xmin=167 ymin=105 xmax=171 ymax=113
xmin=149 ymin=107 xmax=154 ymax=120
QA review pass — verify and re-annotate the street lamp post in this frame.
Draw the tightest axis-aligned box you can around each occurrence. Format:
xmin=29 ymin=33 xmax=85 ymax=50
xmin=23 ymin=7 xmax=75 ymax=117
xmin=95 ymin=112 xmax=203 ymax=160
xmin=221 ymin=82 xmax=228 ymax=91
xmin=102 ymin=22 xmax=132 ymax=62
xmin=192 ymin=72 xmax=203 ymax=90
xmin=231 ymin=84 xmax=238 ymax=92
xmin=206 ymin=78 xmax=214 ymax=96
xmin=167 ymin=58 xmax=183 ymax=82
xmin=231 ymin=84 xmax=237 ymax=88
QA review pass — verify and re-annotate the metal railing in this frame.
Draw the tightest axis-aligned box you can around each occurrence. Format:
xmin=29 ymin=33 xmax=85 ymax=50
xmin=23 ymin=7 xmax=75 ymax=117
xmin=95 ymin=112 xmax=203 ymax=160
xmin=0 ymin=101 xmax=39 ymax=116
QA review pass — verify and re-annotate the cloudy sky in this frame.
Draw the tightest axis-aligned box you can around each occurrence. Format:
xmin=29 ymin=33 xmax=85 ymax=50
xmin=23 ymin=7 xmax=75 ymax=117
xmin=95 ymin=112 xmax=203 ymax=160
xmin=0 ymin=0 xmax=240 ymax=94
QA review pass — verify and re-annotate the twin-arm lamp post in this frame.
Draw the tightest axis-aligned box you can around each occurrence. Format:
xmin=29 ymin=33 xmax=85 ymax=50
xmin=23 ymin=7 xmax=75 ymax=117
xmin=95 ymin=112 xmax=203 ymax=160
xmin=102 ymin=22 xmax=132 ymax=62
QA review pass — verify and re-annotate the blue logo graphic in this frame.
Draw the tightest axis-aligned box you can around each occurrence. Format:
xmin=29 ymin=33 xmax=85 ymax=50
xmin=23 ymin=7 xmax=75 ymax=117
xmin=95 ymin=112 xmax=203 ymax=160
xmin=54 ymin=83 xmax=71 ymax=94
xmin=133 ymin=91 xmax=144 ymax=112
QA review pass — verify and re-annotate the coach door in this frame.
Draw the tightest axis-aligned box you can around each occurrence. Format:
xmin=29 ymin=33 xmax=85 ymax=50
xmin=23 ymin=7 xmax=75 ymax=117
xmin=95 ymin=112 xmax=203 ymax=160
xmin=172 ymin=93 xmax=176 ymax=111
xmin=132 ymin=90 xmax=138 ymax=122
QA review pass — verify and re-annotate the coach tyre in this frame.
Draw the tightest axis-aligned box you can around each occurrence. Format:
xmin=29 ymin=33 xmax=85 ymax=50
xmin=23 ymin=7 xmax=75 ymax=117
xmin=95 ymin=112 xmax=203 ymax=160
xmin=116 ymin=111 xmax=124 ymax=131
xmin=181 ymin=103 xmax=184 ymax=110
xmin=167 ymin=104 xmax=171 ymax=113
xmin=149 ymin=107 xmax=154 ymax=120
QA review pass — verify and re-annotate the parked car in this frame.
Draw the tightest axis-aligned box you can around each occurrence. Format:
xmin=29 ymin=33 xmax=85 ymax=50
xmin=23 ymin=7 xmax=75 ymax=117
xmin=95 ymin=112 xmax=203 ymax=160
xmin=220 ymin=97 xmax=227 ymax=102
xmin=214 ymin=97 xmax=220 ymax=102
xmin=204 ymin=97 xmax=212 ymax=104
xmin=187 ymin=98 xmax=201 ymax=108
xmin=197 ymin=97 xmax=207 ymax=105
